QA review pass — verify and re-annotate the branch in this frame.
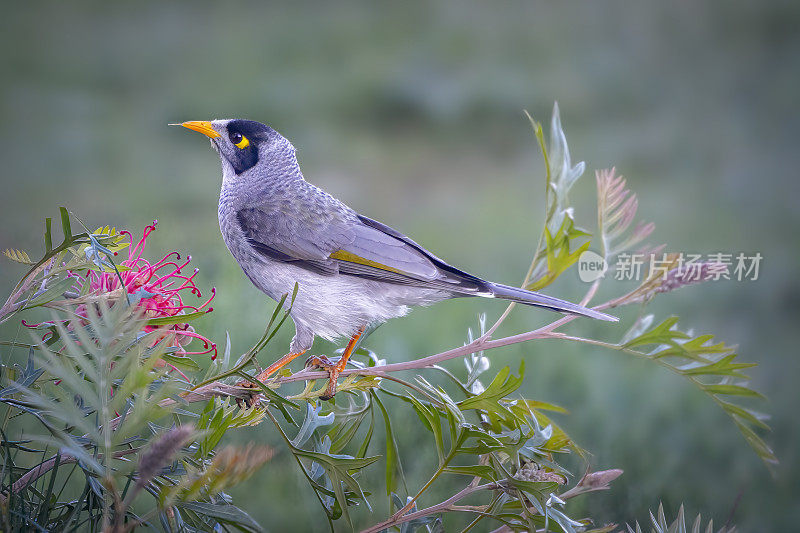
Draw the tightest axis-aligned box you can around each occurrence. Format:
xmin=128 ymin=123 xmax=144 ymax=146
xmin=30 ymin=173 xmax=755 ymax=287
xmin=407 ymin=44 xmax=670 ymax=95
xmin=268 ymin=310 xmax=593 ymax=386
xmin=154 ymin=298 xmax=614 ymax=411
xmin=363 ymin=467 xmax=623 ymax=533
xmin=361 ymin=482 xmax=498 ymax=533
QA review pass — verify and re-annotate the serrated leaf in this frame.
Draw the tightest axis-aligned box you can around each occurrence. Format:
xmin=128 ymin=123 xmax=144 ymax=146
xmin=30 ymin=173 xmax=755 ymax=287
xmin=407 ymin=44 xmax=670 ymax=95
xmin=3 ymin=248 xmax=33 ymax=264
xmin=596 ymin=168 xmax=654 ymax=259
xmin=616 ymin=317 xmax=775 ymax=466
xmin=458 ymin=362 xmax=525 ymax=431
xmin=622 ymin=316 xmax=686 ymax=349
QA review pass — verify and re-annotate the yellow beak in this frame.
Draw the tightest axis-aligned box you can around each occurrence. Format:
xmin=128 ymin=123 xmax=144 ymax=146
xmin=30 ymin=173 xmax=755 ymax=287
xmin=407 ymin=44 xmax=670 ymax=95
xmin=175 ymin=120 xmax=221 ymax=139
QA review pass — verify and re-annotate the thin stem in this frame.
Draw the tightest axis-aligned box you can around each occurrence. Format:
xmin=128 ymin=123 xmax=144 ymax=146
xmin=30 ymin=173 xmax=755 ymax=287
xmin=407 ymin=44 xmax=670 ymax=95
xmin=555 ymin=332 xmax=745 ymax=425
xmin=374 ymin=373 xmax=444 ymax=407
xmin=362 ymin=482 xmax=497 ymax=533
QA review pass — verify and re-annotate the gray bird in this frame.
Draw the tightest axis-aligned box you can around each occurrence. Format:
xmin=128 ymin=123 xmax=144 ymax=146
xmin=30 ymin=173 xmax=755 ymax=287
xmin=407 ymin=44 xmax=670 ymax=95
xmin=178 ymin=119 xmax=616 ymax=398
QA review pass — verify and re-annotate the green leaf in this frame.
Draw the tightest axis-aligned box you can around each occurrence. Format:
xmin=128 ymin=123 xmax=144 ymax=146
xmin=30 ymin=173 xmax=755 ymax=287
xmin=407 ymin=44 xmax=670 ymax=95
xmin=292 ymin=445 xmax=380 ymax=526
xmin=622 ymin=316 xmax=687 ymax=350
xmin=373 ymin=392 xmax=405 ymax=496
xmin=147 ymin=310 xmax=209 ymax=326
xmin=355 ymin=407 xmax=375 ymax=460
xmin=522 ymin=104 xmax=591 ymax=290
xmin=510 ymin=401 xmax=580 ymax=454
xmin=503 ymin=478 xmax=560 ymax=507
xmin=328 ymin=410 xmax=369 ymax=454
xmin=679 ymin=353 xmax=755 ymax=379
xmin=176 ymin=502 xmax=263 ymax=533
xmin=617 ymin=317 xmax=776 ymax=466
xmin=528 ymin=218 xmax=591 ymax=291
xmin=160 ymin=353 xmax=201 ymax=372
xmin=443 ymin=464 xmax=498 ymax=481
xmin=59 ymin=207 xmax=72 ymax=243
xmin=701 ymin=384 xmax=765 ymax=399
xmin=458 ymin=362 xmax=525 ymax=431
xmin=717 ymin=400 xmax=770 ymax=430
xmin=408 ymin=395 xmax=446 ymax=465
xmin=44 ymin=217 xmax=53 ymax=253
xmin=454 ymin=424 xmax=508 ymax=456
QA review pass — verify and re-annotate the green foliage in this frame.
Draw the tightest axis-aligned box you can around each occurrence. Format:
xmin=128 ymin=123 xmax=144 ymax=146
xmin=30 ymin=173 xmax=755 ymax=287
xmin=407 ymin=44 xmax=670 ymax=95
xmin=617 ymin=315 xmax=775 ymax=466
xmin=626 ymin=503 xmax=736 ymax=533
xmin=0 ymin=211 xmax=276 ymax=531
xmin=525 ymin=105 xmax=592 ymax=291
xmin=0 ymin=300 xmax=273 ymax=531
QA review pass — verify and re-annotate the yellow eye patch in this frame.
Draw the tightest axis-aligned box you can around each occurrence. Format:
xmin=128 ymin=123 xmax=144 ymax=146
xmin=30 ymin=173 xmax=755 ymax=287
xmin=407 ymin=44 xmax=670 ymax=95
xmin=235 ymin=135 xmax=250 ymax=149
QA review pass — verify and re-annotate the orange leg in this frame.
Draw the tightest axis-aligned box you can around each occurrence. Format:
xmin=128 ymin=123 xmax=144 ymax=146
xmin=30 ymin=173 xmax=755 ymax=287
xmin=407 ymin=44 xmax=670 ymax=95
xmin=254 ymin=350 xmax=308 ymax=382
xmin=308 ymin=326 xmax=366 ymax=400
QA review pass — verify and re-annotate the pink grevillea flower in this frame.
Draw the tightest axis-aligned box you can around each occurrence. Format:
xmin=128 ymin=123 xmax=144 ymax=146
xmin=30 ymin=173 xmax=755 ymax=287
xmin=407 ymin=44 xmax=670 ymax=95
xmin=78 ymin=221 xmax=217 ymax=360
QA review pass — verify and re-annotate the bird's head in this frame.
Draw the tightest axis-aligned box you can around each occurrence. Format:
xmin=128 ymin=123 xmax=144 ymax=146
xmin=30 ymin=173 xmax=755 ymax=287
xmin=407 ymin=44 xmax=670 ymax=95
xmin=176 ymin=119 xmax=300 ymax=186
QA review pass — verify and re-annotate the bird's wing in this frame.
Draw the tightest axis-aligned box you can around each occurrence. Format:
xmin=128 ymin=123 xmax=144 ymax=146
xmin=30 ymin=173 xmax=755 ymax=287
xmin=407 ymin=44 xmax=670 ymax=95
xmin=341 ymin=215 xmax=484 ymax=289
xmin=236 ymin=205 xmax=487 ymax=293
xmin=236 ymin=205 xmax=350 ymax=274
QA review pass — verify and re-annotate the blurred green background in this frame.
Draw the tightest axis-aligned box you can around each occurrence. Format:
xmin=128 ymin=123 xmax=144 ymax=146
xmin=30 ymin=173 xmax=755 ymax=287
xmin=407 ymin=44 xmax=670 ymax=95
xmin=1 ymin=0 xmax=798 ymax=530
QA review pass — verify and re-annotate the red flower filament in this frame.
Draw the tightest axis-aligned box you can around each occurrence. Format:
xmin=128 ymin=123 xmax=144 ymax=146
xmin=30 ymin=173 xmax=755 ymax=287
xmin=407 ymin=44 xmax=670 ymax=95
xmin=80 ymin=221 xmax=217 ymax=360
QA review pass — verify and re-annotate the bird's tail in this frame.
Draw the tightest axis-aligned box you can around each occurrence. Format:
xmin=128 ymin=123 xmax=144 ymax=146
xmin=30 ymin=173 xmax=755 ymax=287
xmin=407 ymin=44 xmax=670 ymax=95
xmin=487 ymin=282 xmax=617 ymax=322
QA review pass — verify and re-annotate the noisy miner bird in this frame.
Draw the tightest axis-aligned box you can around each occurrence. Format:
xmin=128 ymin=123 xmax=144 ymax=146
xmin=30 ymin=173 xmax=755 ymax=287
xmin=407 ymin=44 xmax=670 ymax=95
xmin=178 ymin=119 xmax=616 ymax=398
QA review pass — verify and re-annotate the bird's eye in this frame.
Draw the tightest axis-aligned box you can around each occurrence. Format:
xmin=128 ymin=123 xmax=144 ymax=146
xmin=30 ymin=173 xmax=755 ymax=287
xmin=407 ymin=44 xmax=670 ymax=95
xmin=229 ymin=132 xmax=250 ymax=149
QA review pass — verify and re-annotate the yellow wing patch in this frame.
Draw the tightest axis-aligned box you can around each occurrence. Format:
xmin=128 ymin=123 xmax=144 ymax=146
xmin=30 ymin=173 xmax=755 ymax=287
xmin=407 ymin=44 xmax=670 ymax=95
xmin=329 ymin=249 xmax=404 ymax=275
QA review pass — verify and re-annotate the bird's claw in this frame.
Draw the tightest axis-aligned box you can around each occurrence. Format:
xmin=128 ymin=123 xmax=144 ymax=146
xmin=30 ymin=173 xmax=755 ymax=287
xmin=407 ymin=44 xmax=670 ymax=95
xmin=304 ymin=355 xmax=341 ymax=400
xmin=233 ymin=379 xmax=263 ymax=409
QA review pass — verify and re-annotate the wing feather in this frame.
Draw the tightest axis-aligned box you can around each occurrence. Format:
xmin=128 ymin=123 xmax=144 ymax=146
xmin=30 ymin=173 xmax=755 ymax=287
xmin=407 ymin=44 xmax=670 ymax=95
xmin=236 ymin=203 xmax=487 ymax=293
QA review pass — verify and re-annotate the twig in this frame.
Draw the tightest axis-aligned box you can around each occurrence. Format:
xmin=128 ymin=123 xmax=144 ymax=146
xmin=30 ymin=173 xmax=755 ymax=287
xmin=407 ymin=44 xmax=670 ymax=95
xmin=361 ymin=482 xmax=498 ymax=533
xmin=363 ymin=466 xmax=623 ymax=533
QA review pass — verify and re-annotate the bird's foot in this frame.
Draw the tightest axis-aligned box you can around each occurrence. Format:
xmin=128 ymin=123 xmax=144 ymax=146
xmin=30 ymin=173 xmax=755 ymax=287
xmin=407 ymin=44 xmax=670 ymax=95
xmin=305 ymin=354 xmax=341 ymax=400
xmin=233 ymin=367 xmax=270 ymax=409
xmin=233 ymin=381 xmax=262 ymax=409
